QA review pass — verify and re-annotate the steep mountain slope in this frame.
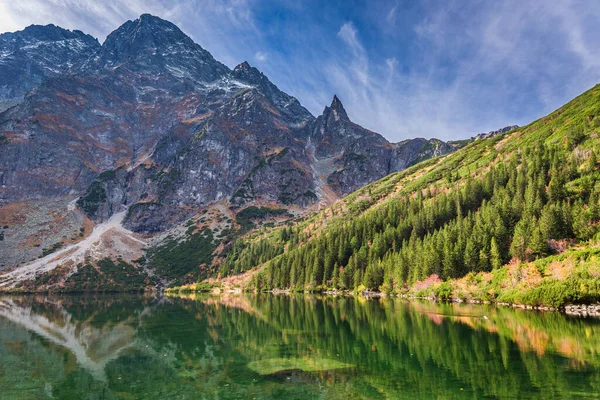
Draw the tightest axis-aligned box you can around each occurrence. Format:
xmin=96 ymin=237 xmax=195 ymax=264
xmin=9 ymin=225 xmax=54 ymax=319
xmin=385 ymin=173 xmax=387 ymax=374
xmin=0 ymin=14 xmax=463 ymax=289
xmin=201 ymin=84 xmax=600 ymax=306
xmin=0 ymin=24 xmax=99 ymax=112
xmin=0 ymin=14 xmax=234 ymax=205
xmin=311 ymin=95 xmax=454 ymax=195
xmin=82 ymin=14 xmax=229 ymax=81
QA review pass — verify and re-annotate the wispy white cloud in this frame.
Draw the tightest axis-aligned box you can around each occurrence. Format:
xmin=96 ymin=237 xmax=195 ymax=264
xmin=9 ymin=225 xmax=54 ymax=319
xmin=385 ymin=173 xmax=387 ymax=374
xmin=385 ymin=57 xmax=396 ymax=75
xmin=386 ymin=1 xmax=399 ymax=24
xmin=337 ymin=22 xmax=368 ymax=86
xmin=317 ymin=0 xmax=600 ymax=140
xmin=254 ymin=51 xmax=267 ymax=62
xmin=408 ymin=0 xmax=600 ymax=129
xmin=337 ymin=22 xmax=361 ymax=53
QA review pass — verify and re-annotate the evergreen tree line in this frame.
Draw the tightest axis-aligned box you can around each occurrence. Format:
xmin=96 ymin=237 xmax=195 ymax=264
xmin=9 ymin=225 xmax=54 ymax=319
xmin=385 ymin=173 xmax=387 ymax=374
xmin=222 ymin=143 xmax=600 ymax=291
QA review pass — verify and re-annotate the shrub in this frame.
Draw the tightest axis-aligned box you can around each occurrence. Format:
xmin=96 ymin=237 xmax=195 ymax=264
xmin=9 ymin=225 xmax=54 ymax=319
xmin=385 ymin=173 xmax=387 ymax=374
xmin=434 ymin=282 xmax=453 ymax=300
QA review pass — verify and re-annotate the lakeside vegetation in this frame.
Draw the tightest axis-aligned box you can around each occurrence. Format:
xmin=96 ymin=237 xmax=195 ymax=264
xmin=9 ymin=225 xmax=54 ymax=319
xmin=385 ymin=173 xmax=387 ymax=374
xmin=17 ymin=258 xmax=154 ymax=292
xmin=408 ymin=246 xmax=600 ymax=307
xmin=172 ymin=84 xmax=600 ymax=308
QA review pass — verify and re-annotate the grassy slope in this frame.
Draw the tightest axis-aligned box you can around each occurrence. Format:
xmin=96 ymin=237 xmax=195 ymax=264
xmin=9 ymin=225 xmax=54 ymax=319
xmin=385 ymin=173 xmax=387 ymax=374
xmin=179 ymin=84 xmax=600 ymax=306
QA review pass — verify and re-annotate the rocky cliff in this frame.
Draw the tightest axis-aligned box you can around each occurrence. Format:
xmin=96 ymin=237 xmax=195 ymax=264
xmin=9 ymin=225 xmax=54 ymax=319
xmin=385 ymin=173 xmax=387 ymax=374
xmin=0 ymin=24 xmax=99 ymax=112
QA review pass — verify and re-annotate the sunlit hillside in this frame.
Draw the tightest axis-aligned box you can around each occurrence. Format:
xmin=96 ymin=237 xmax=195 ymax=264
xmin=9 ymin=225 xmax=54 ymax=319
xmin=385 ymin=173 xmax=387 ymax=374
xmin=196 ymin=84 xmax=600 ymax=307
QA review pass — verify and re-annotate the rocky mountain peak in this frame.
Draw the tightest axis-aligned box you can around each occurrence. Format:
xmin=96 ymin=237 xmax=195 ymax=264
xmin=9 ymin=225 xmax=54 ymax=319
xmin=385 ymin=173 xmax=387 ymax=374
xmin=14 ymin=24 xmax=98 ymax=45
xmin=0 ymin=23 xmax=99 ymax=55
xmin=87 ymin=13 xmax=230 ymax=82
xmin=0 ymin=24 xmax=100 ymax=111
xmin=473 ymin=125 xmax=519 ymax=140
xmin=231 ymin=61 xmax=264 ymax=85
xmin=230 ymin=60 xmax=313 ymax=123
xmin=234 ymin=61 xmax=252 ymax=71
xmin=103 ymin=13 xmax=188 ymax=51
xmin=328 ymin=95 xmax=349 ymax=121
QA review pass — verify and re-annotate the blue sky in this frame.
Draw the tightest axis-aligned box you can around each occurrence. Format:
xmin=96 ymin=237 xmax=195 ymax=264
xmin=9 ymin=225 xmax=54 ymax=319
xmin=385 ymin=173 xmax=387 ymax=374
xmin=2 ymin=0 xmax=600 ymax=141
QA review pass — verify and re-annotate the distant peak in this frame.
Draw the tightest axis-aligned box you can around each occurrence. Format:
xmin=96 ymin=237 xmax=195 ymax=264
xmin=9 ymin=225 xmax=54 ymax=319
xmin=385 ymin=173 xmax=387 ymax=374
xmin=14 ymin=24 xmax=98 ymax=44
xmin=108 ymin=13 xmax=184 ymax=44
xmin=473 ymin=125 xmax=519 ymax=140
xmin=92 ymin=13 xmax=230 ymax=82
xmin=136 ymin=13 xmax=170 ymax=26
xmin=24 ymin=23 xmax=57 ymax=30
xmin=232 ymin=61 xmax=265 ymax=84
xmin=235 ymin=61 xmax=252 ymax=71
xmin=326 ymin=95 xmax=348 ymax=121
xmin=101 ymin=14 xmax=193 ymax=59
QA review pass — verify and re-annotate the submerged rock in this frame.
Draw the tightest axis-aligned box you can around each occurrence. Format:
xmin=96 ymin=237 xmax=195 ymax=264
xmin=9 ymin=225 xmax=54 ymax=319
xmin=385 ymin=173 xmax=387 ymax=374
xmin=247 ymin=357 xmax=353 ymax=375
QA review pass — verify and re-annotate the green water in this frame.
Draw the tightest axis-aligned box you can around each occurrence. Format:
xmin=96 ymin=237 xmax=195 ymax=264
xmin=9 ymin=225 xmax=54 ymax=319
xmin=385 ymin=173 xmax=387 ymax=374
xmin=0 ymin=295 xmax=599 ymax=399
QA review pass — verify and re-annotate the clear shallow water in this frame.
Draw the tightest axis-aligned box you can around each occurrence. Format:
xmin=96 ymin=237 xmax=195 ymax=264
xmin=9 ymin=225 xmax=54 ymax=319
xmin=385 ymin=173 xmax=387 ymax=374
xmin=0 ymin=294 xmax=598 ymax=399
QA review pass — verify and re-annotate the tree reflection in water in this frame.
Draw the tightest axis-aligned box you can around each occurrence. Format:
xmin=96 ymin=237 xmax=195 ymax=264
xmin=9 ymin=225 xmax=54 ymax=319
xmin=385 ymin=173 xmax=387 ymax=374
xmin=0 ymin=294 xmax=598 ymax=399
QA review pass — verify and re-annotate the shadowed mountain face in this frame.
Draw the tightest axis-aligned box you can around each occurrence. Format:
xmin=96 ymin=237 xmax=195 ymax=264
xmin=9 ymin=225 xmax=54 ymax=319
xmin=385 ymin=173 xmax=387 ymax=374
xmin=0 ymin=14 xmax=463 ymax=274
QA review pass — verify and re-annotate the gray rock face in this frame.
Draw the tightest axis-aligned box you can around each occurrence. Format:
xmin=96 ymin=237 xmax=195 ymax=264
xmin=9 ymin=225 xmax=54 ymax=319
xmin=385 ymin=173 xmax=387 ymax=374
xmin=81 ymin=14 xmax=229 ymax=83
xmin=230 ymin=61 xmax=312 ymax=125
xmin=310 ymin=96 xmax=457 ymax=195
xmin=473 ymin=125 xmax=519 ymax=140
xmin=0 ymin=24 xmax=99 ymax=112
xmin=0 ymin=14 xmax=461 ymax=238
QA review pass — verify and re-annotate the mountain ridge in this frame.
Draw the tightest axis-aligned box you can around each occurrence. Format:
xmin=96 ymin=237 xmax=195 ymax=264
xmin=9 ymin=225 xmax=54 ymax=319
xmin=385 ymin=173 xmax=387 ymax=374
xmin=0 ymin=23 xmax=99 ymax=112
xmin=0 ymin=14 xmax=487 ymax=289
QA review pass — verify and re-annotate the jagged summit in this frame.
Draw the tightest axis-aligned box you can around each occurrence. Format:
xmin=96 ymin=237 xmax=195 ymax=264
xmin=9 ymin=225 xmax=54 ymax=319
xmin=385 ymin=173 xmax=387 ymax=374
xmin=86 ymin=13 xmax=230 ymax=82
xmin=326 ymin=94 xmax=349 ymax=121
xmin=231 ymin=60 xmax=265 ymax=84
xmin=103 ymin=13 xmax=188 ymax=47
xmin=139 ymin=13 xmax=160 ymax=20
xmin=234 ymin=61 xmax=252 ymax=71
xmin=0 ymin=23 xmax=100 ymax=111
xmin=307 ymin=93 xmax=457 ymax=194
xmin=473 ymin=125 xmax=519 ymax=140
xmin=230 ymin=60 xmax=313 ymax=122
xmin=0 ymin=23 xmax=99 ymax=54
xmin=16 ymin=24 xmax=98 ymax=43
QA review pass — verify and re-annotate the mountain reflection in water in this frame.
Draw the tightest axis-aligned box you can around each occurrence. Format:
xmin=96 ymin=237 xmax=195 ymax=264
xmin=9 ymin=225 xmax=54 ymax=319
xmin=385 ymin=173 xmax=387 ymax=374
xmin=0 ymin=294 xmax=598 ymax=399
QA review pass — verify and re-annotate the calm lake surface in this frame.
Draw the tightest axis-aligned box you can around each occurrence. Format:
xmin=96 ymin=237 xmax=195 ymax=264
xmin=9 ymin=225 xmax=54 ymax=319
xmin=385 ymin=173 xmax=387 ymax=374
xmin=0 ymin=294 xmax=599 ymax=399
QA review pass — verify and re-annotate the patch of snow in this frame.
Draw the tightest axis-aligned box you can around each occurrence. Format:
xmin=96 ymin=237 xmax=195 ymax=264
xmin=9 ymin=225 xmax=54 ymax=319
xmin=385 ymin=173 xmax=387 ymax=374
xmin=91 ymin=109 xmax=116 ymax=118
xmin=203 ymin=77 xmax=254 ymax=92
xmin=165 ymin=64 xmax=189 ymax=79
xmin=67 ymin=198 xmax=78 ymax=211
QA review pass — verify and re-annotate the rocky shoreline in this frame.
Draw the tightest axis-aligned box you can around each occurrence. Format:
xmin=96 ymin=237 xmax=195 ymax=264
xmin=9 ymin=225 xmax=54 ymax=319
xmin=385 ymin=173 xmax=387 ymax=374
xmin=563 ymin=303 xmax=600 ymax=317
xmin=287 ymin=289 xmax=600 ymax=317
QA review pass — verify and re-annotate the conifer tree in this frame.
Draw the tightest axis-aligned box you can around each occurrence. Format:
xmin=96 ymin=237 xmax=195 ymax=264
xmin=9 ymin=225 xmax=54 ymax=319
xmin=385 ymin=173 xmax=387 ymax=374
xmin=490 ymin=237 xmax=503 ymax=270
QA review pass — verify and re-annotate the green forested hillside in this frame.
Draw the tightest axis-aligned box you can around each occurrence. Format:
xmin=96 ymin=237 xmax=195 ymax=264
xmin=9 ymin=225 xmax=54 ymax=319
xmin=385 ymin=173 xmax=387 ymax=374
xmin=210 ymin=85 xmax=600 ymax=304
